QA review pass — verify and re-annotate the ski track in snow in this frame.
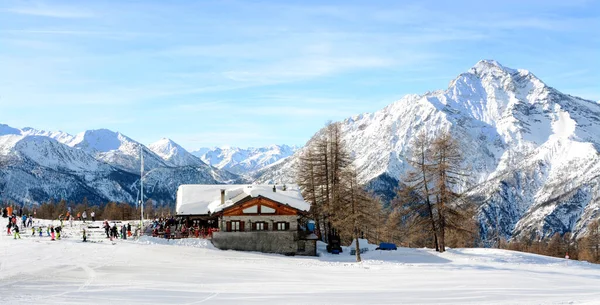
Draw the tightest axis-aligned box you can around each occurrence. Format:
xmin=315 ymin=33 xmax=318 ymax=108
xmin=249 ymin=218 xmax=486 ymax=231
xmin=1 ymin=220 xmax=600 ymax=304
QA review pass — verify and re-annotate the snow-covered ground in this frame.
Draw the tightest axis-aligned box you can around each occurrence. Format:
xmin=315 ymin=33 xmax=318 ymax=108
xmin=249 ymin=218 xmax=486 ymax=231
xmin=1 ymin=220 xmax=600 ymax=304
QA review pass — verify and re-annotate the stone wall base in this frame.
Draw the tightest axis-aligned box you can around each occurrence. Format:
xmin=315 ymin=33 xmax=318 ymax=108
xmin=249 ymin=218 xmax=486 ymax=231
xmin=212 ymin=231 xmax=316 ymax=256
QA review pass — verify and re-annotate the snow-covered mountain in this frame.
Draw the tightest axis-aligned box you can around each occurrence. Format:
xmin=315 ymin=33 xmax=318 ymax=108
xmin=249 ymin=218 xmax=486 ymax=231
xmin=66 ymin=129 xmax=168 ymax=173
xmin=255 ymin=60 xmax=600 ymax=241
xmin=0 ymin=126 xmax=241 ymax=205
xmin=20 ymin=127 xmax=76 ymax=144
xmin=193 ymin=145 xmax=299 ymax=175
xmin=0 ymin=132 xmax=137 ymax=204
xmin=149 ymin=138 xmax=206 ymax=168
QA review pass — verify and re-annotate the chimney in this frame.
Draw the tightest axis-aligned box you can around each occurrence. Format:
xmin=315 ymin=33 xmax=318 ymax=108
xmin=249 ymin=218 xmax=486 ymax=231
xmin=220 ymin=189 xmax=225 ymax=205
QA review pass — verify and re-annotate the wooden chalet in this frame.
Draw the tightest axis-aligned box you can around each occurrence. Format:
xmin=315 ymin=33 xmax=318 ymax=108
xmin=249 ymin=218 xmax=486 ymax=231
xmin=176 ymin=184 xmax=317 ymax=256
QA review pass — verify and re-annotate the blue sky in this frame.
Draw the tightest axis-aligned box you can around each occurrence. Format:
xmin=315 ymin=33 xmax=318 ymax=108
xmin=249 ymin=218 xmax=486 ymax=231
xmin=1 ymin=0 xmax=598 ymax=150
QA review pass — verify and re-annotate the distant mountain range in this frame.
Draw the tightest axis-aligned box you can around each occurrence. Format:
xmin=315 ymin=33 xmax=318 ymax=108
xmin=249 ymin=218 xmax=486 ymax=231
xmin=255 ymin=60 xmax=600 ymax=241
xmin=0 ymin=126 xmax=292 ymax=205
xmin=191 ymin=145 xmax=299 ymax=175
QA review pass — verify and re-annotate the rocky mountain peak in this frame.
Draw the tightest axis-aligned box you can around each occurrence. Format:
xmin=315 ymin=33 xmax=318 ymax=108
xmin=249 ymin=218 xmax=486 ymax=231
xmin=470 ymin=59 xmax=516 ymax=75
xmin=256 ymin=60 xmax=600 ymax=241
xmin=148 ymin=138 xmax=206 ymax=168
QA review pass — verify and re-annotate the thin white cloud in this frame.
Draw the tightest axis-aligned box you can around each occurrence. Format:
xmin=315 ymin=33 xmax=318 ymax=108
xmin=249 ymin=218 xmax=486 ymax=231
xmin=222 ymin=56 xmax=394 ymax=84
xmin=1 ymin=29 xmax=155 ymax=40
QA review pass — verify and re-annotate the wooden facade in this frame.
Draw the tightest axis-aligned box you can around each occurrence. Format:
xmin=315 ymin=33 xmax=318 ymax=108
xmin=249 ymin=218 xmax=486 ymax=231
xmin=222 ymin=196 xmax=303 ymax=217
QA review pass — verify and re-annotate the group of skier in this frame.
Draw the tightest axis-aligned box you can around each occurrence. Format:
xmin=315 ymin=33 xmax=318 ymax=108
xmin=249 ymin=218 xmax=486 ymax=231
xmin=103 ymin=220 xmax=132 ymax=241
xmin=3 ymin=205 xmax=141 ymax=244
xmin=5 ymin=214 xmax=63 ymax=240
xmin=5 ymin=214 xmax=29 ymax=239
xmin=3 ymin=205 xmax=115 ymax=242
xmin=5 ymin=216 xmax=135 ymax=243
xmin=1 ymin=206 xmax=29 ymax=219
xmin=74 ymin=210 xmax=96 ymax=223
xmin=5 ymin=214 xmax=22 ymax=239
xmin=2 ymin=207 xmax=34 ymax=227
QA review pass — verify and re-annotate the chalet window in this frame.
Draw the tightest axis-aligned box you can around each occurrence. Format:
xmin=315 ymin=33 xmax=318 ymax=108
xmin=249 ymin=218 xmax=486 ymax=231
xmin=242 ymin=205 xmax=258 ymax=214
xmin=229 ymin=221 xmax=241 ymax=232
xmin=275 ymin=222 xmax=290 ymax=231
xmin=261 ymin=206 xmax=276 ymax=214
xmin=254 ymin=222 xmax=267 ymax=231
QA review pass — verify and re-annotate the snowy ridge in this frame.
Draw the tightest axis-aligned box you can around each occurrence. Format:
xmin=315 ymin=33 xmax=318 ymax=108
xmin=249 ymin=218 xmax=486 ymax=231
xmin=193 ymin=144 xmax=299 ymax=175
xmin=256 ymin=60 xmax=600 ymax=240
xmin=0 ymin=125 xmax=241 ymax=205
xmin=68 ymin=129 xmax=167 ymax=173
xmin=20 ymin=127 xmax=76 ymax=144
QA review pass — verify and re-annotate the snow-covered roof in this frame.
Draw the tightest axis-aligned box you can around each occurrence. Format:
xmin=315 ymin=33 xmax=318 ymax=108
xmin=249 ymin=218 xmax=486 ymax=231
xmin=176 ymin=184 xmax=310 ymax=215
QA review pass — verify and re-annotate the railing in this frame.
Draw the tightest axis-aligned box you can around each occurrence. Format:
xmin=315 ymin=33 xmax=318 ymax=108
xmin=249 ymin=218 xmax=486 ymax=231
xmin=151 ymin=227 xmax=219 ymax=239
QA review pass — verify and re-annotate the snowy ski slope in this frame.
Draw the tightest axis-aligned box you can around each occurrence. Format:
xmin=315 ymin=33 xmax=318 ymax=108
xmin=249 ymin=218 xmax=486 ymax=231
xmin=1 ymin=220 xmax=599 ymax=304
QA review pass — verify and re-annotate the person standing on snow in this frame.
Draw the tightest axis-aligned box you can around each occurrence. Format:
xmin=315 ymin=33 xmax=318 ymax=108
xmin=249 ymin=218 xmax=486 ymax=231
xmin=55 ymin=226 xmax=62 ymax=240
xmin=82 ymin=228 xmax=87 ymax=242
xmin=38 ymin=226 xmax=43 ymax=237
xmin=91 ymin=211 xmax=95 ymax=222
xmin=6 ymin=219 xmax=12 ymax=235
xmin=127 ymin=223 xmax=132 ymax=237
xmin=82 ymin=211 xmax=87 ymax=223
xmin=110 ymin=224 xmax=118 ymax=240
xmin=50 ymin=226 xmax=55 ymax=241
xmin=13 ymin=224 xmax=21 ymax=239
xmin=104 ymin=221 xmax=110 ymax=238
